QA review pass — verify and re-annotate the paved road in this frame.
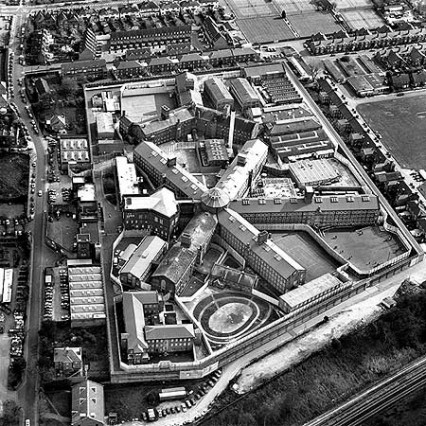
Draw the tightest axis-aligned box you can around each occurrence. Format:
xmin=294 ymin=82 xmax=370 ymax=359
xmin=5 ymin=8 xmax=56 ymax=424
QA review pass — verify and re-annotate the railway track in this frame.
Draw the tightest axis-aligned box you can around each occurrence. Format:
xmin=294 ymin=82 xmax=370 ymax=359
xmin=195 ymin=355 xmax=426 ymax=426
xmin=304 ymin=355 xmax=426 ymax=426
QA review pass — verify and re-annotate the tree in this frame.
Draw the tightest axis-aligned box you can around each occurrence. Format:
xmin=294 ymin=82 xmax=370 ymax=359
xmin=58 ymin=77 xmax=78 ymax=98
xmin=0 ymin=400 xmax=20 ymax=426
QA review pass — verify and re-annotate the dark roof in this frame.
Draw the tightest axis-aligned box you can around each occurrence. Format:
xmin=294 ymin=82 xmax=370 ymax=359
xmin=151 ymin=245 xmax=197 ymax=285
xmin=145 ymin=324 xmax=194 ymax=340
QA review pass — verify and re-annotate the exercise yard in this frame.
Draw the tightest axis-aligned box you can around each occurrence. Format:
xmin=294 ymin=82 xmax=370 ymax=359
xmin=357 ymin=94 xmax=426 ymax=170
xmin=323 ymin=226 xmax=407 ymax=270
xmin=270 ymin=231 xmax=340 ymax=282
xmin=187 ymin=286 xmax=278 ymax=349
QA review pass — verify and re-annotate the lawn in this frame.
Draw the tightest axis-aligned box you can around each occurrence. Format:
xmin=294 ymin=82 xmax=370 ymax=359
xmin=0 ymin=153 xmax=29 ymax=201
xmin=357 ymin=95 xmax=426 ymax=169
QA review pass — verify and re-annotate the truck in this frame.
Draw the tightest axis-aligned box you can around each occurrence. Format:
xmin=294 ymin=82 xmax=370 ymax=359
xmin=158 ymin=387 xmax=187 ymax=402
xmin=147 ymin=408 xmax=156 ymax=422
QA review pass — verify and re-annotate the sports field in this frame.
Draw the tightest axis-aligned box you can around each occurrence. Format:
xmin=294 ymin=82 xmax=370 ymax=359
xmin=237 ymin=16 xmax=295 ymax=44
xmin=357 ymin=95 xmax=426 ymax=169
xmin=288 ymin=12 xmax=342 ymax=37
xmin=270 ymin=232 xmax=339 ymax=282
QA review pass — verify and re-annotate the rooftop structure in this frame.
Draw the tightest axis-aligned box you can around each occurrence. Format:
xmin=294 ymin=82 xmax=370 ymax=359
xmin=71 ymin=379 xmax=105 ymax=426
xmin=278 ymin=273 xmax=346 ymax=313
xmin=122 ymin=291 xmax=149 ymax=354
xmin=123 ymin=187 xmax=178 ymax=218
xmin=230 ymin=77 xmax=261 ymax=109
xmin=119 ymin=236 xmax=167 ymax=288
xmin=218 ymin=208 xmax=306 ymax=294
xmin=134 ymin=140 xmax=208 ymax=200
xmin=203 ymin=77 xmax=234 ymax=111
xmin=60 ymin=138 xmax=90 ymax=165
xmin=289 ymin=159 xmax=340 ymax=188
xmin=68 ymin=266 xmax=106 ymax=326
xmin=115 ymin=156 xmax=140 ymax=200
xmin=215 ymin=138 xmax=268 ymax=203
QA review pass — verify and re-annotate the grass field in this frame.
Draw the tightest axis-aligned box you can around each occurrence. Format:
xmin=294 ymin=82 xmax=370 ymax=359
xmin=0 ymin=153 xmax=29 ymax=201
xmin=357 ymin=95 xmax=426 ymax=169
xmin=237 ymin=16 xmax=295 ymax=43
xmin=271 ymin=232 xmax=339 ymax=282
xmin=288 ymin=12 xmax=342 ymax=37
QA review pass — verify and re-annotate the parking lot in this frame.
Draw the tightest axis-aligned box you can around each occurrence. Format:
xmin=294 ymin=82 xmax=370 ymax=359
xmin=43 ymin=267 xmax=70 ymax=323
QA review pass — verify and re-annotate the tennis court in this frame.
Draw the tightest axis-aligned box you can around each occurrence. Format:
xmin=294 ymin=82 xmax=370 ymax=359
xmin=225 ymin=0 xmax=278 ymax=19
xmin=273 ymin=0 xmax=316 ymax=15
xmin=341 ymin=9 xmax=384 ymax=30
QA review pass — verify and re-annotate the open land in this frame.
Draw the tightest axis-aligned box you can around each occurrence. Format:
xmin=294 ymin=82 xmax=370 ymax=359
xmin=357 ymin=95 xmax=426 ymax=170
xmin=236 ymin=17 xmax=294 ymax=44
xmin=0 ymin=153 xmax=29 ymax=201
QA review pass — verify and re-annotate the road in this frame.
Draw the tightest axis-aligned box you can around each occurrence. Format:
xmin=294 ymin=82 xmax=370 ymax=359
xmin=5 ymin=6 xmax=56 ymax=424
xmin=304 ymin=355 xmax=426 ymax=426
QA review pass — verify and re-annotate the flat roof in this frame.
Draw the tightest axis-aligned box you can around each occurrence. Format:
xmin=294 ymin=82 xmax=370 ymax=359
xmin=115 ymin=156 xmax=140 ymax=198
xmin=289 ymin=159 xmax=339 ymax=185
xmin=279 ymin=273 xmax=343 ymax=310
xmin=120 ymin=236 xmax=167 ymax=279
xmin=218 ymin=208 xmax=305 ymax=280
xmin=77 ymin=183 xmax=96 ymax=202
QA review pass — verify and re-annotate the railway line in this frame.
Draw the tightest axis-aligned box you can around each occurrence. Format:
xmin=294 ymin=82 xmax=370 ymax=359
xmin=195 ymin=354 xmax=426 ymax=426
xmin=304 ymin=355 xmax=426 ymax=426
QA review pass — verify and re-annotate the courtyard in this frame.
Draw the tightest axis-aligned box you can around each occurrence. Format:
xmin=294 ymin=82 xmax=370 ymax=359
xmin=270 ymin=231 xmax=340 ymax=282
xmin=323 ymin=226 xmax=407 ymax=270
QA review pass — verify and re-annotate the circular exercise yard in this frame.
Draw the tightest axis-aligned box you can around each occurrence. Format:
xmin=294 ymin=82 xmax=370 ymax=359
xmin=193 ymin=291 xmax=275 ymax=348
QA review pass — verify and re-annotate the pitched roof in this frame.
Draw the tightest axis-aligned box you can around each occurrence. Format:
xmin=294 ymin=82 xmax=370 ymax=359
xmin=71 ymin=379 xmax=105 ymax=426
xmin=145 ymin=324 xmax=194 ymax=340
xmin=218 ymin=208 xmax=305 ymax=278
xmin=120 ymin=236 xmax=167 ymax=279
xmin=124 ymin=187 xmax=179 ymax=217
xmin=122 ymin=291 xmax=148 ymax=352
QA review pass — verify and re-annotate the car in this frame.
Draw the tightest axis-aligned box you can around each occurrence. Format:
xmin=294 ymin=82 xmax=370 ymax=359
xmin=38 ymin=190 xmax=42 ymax=197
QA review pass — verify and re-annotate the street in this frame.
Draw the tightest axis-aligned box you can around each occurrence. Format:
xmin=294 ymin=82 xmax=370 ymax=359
xmin=3 ymin=4 xmax=58 ymax=423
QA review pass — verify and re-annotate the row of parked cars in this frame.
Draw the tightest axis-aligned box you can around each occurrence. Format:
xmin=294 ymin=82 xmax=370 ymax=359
xmin=142 ymin=369 xmax=222 ymax=422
